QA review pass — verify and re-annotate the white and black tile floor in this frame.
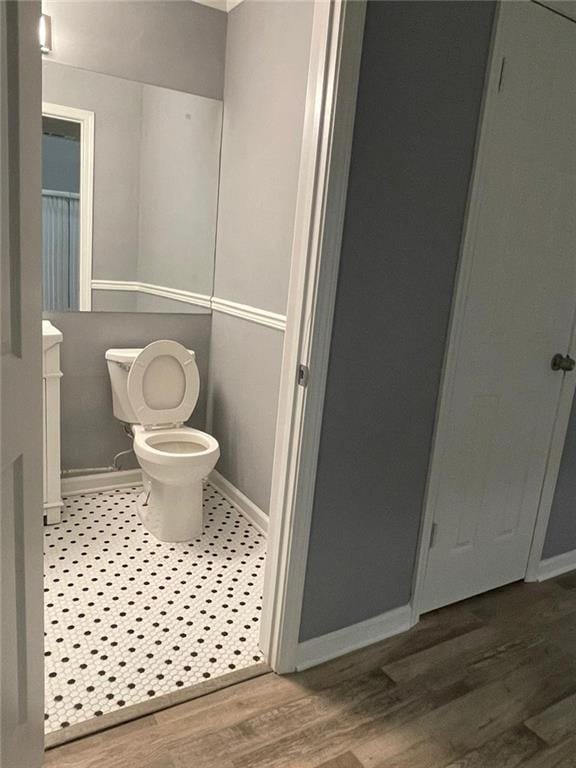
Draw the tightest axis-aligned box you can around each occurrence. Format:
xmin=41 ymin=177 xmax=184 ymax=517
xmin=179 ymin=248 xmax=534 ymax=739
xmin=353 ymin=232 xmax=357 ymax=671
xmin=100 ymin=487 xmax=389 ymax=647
xmin=44 ymin=483 xmax=266 ymax=734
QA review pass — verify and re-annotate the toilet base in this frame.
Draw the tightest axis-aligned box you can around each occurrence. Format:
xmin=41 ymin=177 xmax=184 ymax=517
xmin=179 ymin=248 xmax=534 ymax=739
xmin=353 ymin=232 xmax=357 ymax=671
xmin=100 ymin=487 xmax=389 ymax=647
xmin=136 ymin=473 xmax=204 ymax=542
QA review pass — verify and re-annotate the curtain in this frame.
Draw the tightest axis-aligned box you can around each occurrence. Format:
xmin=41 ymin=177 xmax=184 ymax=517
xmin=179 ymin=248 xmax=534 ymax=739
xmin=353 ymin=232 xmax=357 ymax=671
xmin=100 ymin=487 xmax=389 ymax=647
xmin=42 ymin=189 xmax=80 ymax=311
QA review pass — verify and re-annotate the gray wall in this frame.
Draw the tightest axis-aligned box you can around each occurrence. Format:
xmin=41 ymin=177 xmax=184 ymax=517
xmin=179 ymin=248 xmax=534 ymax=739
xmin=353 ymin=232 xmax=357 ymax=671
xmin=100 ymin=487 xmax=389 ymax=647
xmin=207 ymin=0 xmax=314 ymax=511
xmin=91 ymin=291 xmax=137 ymax=313
xmin=212 ymin=0 xmax=313 ymax=314
xmin=45 ymin=312 xmax=211 ymax=471
xmin=543 ymin=397 xmax=576 ymax=558
xmin=137 ymin=86 xmax=222 ymax=297
xmin=209 ymin=313 xmax=284 ymax=511
xmin=299 ymin=1 xmax=496 ymax=641
xmin=43 ymin=0 xmax=227 ymax=100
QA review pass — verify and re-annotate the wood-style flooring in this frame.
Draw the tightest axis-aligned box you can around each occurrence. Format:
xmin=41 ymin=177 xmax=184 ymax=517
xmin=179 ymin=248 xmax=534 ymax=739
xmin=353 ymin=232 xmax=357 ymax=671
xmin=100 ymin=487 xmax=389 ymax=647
xmin=45 ymin=574 xmax=576 ymax=768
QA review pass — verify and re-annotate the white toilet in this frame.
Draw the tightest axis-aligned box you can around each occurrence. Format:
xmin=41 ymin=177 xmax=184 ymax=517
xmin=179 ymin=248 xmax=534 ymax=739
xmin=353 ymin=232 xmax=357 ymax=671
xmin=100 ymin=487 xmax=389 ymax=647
xmin=105 ymin=340 xmax=220 ymax=543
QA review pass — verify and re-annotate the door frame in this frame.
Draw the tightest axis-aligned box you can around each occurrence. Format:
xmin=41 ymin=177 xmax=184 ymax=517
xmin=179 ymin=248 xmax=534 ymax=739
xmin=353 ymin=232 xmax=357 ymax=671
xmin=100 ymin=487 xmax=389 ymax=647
xmin=411 ymin=0 xmax=576 ymax=622
xmin=260 ymin=0 xmax=366 ymax=673
xmin=42 ymin=101 xmax=94 ymax=311
xmin=525 ymin=314 xmax=576 ymax=580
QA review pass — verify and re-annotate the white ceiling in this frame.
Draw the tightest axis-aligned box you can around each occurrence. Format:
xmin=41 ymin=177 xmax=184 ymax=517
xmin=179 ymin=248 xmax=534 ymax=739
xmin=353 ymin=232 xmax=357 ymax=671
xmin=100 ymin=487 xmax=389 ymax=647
xmin=191 ymin=0 xmax=244 ymax=12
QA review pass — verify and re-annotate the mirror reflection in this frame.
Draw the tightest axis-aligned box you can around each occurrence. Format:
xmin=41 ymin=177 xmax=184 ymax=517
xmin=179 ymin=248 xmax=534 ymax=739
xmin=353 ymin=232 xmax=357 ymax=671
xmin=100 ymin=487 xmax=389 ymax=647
xmin=42 ymin=113 xmax=81 ymax=310
xmin=42 ymin=62 xmax=223 ymax=313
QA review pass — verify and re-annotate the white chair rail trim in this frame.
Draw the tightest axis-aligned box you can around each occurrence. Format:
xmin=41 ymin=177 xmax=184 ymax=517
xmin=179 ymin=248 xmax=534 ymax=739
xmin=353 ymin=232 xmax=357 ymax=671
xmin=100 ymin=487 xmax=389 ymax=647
xmin=91 ymin=280 xmax=287 ymax=331
xmin=91 ymin=279 xmax=212 ymax=308
xmin=210 ymin=296 xmax=286 ymax=331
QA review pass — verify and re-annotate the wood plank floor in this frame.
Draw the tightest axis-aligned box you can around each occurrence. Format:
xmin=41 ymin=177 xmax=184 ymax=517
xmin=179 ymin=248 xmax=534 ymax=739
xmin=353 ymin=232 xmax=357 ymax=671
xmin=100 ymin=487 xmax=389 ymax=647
xmin=45 ymin=575 xmax=576 ymax=768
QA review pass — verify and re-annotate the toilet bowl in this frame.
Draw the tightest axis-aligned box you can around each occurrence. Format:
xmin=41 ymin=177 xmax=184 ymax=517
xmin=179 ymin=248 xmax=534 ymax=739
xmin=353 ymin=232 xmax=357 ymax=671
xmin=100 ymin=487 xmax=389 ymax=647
xmin=133 ymin=425 xmax=219 ymax=541
xmin=105 ymin=340 xmax=220 ymax=542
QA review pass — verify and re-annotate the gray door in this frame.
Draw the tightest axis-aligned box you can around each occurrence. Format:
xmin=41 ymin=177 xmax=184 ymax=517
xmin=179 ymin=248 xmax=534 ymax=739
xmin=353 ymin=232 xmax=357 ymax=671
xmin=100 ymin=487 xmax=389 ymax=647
xmin=0 ymin=2 xmax=44 ymax=766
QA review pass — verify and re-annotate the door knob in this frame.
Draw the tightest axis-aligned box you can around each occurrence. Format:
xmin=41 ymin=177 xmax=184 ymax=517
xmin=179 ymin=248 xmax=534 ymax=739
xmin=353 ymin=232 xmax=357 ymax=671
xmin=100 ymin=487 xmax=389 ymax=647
xmin=551 ymin=353 xmax=576 ymax=372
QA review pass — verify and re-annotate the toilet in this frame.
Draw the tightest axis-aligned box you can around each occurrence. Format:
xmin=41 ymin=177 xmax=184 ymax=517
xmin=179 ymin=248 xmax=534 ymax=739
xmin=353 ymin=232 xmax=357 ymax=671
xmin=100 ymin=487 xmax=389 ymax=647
xmin=105 ymin=340 xmax=220 ymax=542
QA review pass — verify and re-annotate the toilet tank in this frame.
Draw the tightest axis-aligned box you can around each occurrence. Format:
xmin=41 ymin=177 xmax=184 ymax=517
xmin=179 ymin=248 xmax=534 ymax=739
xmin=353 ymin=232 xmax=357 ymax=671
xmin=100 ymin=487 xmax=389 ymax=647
xmin=106 ymin=349 xmax=142 ymax=423
xmin=105 ymin=348 xmax=196 ymax=424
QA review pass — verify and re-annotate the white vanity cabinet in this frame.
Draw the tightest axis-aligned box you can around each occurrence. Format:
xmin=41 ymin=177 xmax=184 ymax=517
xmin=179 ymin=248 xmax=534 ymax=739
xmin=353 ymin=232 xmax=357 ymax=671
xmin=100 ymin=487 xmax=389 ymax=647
xmin=42 ymin=320 xmax=63 ymax=524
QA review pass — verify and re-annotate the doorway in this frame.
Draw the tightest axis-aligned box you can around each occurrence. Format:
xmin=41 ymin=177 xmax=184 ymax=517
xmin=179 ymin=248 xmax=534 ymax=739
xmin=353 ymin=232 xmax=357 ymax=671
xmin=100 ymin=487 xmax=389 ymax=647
xmin=413 ymin=1 xmax=576 ymax=615
xmin=1 ymin=1 xmax=366 ymax=763
xmin=42 ymin=115 xmax=80 ymax=310
xmin=42 ymin=103 xmax=93 ymax=312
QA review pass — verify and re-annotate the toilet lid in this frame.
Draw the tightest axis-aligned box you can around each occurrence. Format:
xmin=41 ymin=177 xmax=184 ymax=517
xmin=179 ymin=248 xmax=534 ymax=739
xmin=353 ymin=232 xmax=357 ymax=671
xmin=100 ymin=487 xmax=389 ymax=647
xmin=127 ymin=340 xmax=200 ymax=428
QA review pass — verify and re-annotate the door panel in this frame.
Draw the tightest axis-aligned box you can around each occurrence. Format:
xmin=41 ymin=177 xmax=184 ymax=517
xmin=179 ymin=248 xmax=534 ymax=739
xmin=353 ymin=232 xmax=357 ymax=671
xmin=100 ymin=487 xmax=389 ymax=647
xmin=0 ymin=2 xmax=44 ymax=766
xmin=422 ymin=2 xmax=576 ymax=612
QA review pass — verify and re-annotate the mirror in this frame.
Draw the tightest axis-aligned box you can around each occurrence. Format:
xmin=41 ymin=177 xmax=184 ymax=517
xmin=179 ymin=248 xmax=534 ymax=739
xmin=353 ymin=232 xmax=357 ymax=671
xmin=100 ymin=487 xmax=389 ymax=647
xmin=42 ymin=61 xmax=223 ymax=313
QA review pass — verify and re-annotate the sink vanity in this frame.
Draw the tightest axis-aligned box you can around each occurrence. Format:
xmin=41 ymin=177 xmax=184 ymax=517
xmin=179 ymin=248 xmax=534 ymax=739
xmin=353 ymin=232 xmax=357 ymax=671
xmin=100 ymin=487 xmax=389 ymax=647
xmin=42 ymin=320 xmax=63 ymax=523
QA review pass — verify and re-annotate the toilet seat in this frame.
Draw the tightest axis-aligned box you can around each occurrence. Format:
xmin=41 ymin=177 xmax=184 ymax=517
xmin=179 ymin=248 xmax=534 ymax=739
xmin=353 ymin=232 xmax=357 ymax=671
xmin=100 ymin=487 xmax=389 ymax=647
xmin=132 ymin=423 xmax=220 ymax=486
xmin=132 ymin=424 xmax=219 ymax=465
xmin=127 ymin=340 xmax=200 ymax=429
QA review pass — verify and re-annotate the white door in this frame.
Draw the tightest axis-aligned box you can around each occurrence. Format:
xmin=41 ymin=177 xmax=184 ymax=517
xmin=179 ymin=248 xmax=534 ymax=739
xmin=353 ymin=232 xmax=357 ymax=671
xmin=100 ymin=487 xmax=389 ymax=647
xmin=0 ymin=2 xmax=45 ymax=766
xmin=421 ymin=1 xmax=576 ymax=612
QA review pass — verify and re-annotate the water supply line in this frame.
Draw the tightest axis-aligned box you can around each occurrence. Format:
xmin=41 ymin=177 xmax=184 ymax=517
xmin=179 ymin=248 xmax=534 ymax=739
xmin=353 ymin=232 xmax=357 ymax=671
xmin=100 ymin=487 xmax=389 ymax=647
xmin=60 ymin=423 xmax=135 ymax=478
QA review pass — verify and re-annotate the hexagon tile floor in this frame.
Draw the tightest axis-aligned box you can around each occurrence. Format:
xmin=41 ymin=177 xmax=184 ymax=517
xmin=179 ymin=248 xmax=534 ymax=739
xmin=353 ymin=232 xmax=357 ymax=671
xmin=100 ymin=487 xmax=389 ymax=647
xmin=44 ymin=482 xmax=266 ymax=733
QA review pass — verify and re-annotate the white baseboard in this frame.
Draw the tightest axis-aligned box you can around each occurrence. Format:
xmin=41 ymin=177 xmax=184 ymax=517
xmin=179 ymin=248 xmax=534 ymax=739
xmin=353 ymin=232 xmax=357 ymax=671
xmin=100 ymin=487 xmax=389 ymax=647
xmin=43 ymin=499 xmax=63 ymax=510
xmin=62 ymin=469 xmax=142 ymax=497
xmin=534 ymin=549 xmax=576 ymax=581
xmin=295 ymin=604 xmax=414 ymax=671
xmin=62 ymin=469 xmax=269 ymax=541
xmin=209 ymin=470 xmax=268 ymax=537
